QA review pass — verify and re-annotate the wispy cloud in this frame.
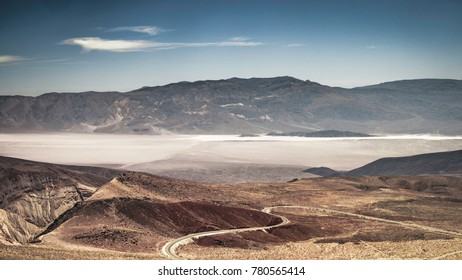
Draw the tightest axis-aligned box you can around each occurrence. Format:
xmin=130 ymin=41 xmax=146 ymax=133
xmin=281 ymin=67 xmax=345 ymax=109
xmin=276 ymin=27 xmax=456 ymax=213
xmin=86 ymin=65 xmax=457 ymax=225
xmin=0 ymin=55 xmax=76 ymax=66
xmin=29 ymin=58 xmax=74 ymax=64
xmin=109 ymin=25 xmax=168 ymax=36
xmin=286 ymin=43 xmax=305 ymax=47
xmin=229 ymin=36 xmax=251 ymax=42
xmin=366 ymin=44 xmax=389 ymax=49
xmin=62 ymin=37 xmax=263 ymax=52
xmin=62 ymin=37 xmax=156 ymax=52
xmin=0 ymin=55 xmax=26 ymax=63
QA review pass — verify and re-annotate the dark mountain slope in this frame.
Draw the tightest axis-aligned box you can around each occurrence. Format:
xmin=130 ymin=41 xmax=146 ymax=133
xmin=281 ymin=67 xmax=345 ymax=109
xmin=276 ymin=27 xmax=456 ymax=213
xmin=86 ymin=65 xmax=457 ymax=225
xmin=345 ymin=150 xmax=462 ymax=176
xmin=303 ymin=167 xmax=341 ymax=177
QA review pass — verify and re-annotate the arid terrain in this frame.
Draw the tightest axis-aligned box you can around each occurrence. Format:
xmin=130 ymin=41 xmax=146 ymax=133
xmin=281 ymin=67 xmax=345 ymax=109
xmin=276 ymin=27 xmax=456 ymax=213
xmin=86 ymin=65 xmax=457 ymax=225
xmin=1 ymin=154 xmax=461 ymax=260
xmin=2 ymin=0 xmax=462 ymax=270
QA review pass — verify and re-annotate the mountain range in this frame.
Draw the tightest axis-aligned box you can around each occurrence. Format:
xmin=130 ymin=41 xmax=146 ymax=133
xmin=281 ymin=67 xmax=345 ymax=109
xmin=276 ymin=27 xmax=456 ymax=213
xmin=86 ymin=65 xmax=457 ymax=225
xmin=1 ymin=77 xmax=461 ymax=134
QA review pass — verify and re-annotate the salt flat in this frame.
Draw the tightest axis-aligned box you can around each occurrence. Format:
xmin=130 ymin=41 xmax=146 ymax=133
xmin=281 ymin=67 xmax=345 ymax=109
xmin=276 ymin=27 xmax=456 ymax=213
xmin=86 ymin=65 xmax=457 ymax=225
xmin=0 ymin=133 xmax=461 ymax=183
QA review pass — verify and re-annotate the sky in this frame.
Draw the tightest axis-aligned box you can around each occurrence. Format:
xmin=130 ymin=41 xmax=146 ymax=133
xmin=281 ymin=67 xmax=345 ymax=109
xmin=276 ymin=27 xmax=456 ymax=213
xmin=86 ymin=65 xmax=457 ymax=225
xmin=1 ymin=0 xmax=461 ymax=96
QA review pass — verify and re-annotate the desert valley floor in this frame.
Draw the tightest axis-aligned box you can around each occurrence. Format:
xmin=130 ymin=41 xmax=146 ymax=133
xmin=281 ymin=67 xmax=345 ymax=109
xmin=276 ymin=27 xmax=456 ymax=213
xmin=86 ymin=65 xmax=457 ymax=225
xmin=0 ymin=134 xmax=461 ymax=260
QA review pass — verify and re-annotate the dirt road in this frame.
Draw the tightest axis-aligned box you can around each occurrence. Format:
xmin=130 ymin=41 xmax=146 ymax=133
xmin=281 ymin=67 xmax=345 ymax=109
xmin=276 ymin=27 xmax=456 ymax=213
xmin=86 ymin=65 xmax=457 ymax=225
xmin=162 ymin=205 xmax=462 ymax=259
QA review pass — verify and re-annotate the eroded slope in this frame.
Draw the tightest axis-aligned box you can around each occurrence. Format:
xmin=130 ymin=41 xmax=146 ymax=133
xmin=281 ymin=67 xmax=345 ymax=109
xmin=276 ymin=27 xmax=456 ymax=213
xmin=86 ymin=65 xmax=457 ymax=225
xmin=0 ymin=156 xmax=119 ymax=244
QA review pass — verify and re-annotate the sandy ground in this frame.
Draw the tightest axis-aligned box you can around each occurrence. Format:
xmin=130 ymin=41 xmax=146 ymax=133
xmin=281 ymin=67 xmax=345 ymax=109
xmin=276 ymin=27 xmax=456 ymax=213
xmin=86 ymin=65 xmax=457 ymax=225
xmin=180 ymin=238 xmax=462 ymax=260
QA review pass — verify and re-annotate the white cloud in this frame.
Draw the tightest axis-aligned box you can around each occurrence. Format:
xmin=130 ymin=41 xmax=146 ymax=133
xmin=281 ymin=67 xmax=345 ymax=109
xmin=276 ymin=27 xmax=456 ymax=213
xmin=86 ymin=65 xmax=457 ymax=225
xmin=229 ymin=36 xmax=251 ymax=42
xmin=0 ymin=55 xmax=74 ymax=66
xmin=287 ymin=43 xmax=305 ymax=47
xmin=62 ymin=37 xmax=263 ymax=52
xmin=0 ymin=55 xmax=26 ymax=63
xmin=366 ymin=45 xmax=377 ymax=49
xmin=202 ymin=41 xmax=263 ymax=47
xmin=109 ymin=25 xmax=167 ymax=36
xmin=62 ymin=37 xmax=157 ymax=52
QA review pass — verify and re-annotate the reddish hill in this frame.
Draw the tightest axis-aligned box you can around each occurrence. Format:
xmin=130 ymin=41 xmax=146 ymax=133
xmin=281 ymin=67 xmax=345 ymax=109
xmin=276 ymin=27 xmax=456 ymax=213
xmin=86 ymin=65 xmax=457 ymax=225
xmin=44 ymin=199 xmax=280 ymax=253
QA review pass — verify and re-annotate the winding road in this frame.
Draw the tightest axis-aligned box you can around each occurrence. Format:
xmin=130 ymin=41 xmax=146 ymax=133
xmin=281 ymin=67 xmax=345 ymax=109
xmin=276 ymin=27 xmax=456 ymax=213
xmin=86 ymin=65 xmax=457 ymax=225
xmin=161 ymin=205 xmax=462 ymax=260
xmin=161 ymin=210 xmax=290 ymax=259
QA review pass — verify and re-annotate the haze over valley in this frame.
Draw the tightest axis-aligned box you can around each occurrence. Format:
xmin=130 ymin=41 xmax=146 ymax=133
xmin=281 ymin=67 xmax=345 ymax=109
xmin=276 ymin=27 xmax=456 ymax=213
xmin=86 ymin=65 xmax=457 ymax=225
xmin=0 ymin=133 xmax=461 ymax=183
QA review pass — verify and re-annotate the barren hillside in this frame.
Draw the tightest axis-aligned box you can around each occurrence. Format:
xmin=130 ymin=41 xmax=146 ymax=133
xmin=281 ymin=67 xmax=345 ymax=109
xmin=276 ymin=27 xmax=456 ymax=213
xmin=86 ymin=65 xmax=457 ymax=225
xmin=1 ymin=157 xmax=462 ymax=260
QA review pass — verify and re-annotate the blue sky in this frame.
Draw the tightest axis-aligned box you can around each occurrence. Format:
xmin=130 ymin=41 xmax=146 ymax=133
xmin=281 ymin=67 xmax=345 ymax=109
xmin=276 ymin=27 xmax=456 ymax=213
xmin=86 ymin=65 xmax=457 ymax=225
xmin=1 ymin=0 xmax=461 ymax=95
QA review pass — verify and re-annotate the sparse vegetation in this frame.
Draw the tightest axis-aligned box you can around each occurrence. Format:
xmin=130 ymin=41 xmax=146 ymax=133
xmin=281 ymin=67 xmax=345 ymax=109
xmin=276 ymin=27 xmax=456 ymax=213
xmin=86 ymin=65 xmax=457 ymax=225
xmin=179 ymin=238 xmax=462 ymax=260
xmin=0 ymin=244 xmax=158 ymax=260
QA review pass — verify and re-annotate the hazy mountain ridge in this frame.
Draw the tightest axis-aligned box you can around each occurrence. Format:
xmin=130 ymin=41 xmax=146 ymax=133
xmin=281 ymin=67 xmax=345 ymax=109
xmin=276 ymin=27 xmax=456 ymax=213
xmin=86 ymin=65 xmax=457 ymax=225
xmin=268 ymin=130 xmax=372 ymax=137
xmin=304 ymin=150 xmax=462 ymax=177
xmin=303 ymin=167 xmax=341 ymax=177
xmin=1 ymin=77 xmax=461 ymax=134
xmin=345 ymin=150 xmax=462 ymax=177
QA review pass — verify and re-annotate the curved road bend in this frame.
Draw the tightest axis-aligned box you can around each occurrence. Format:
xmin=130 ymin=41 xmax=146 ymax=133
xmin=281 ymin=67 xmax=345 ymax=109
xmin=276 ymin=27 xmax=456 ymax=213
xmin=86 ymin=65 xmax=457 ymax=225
xmin=161 ymin=211 xmax=290 ymax=259
xmin=162 ymin=205 xmax=462 ymax=259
